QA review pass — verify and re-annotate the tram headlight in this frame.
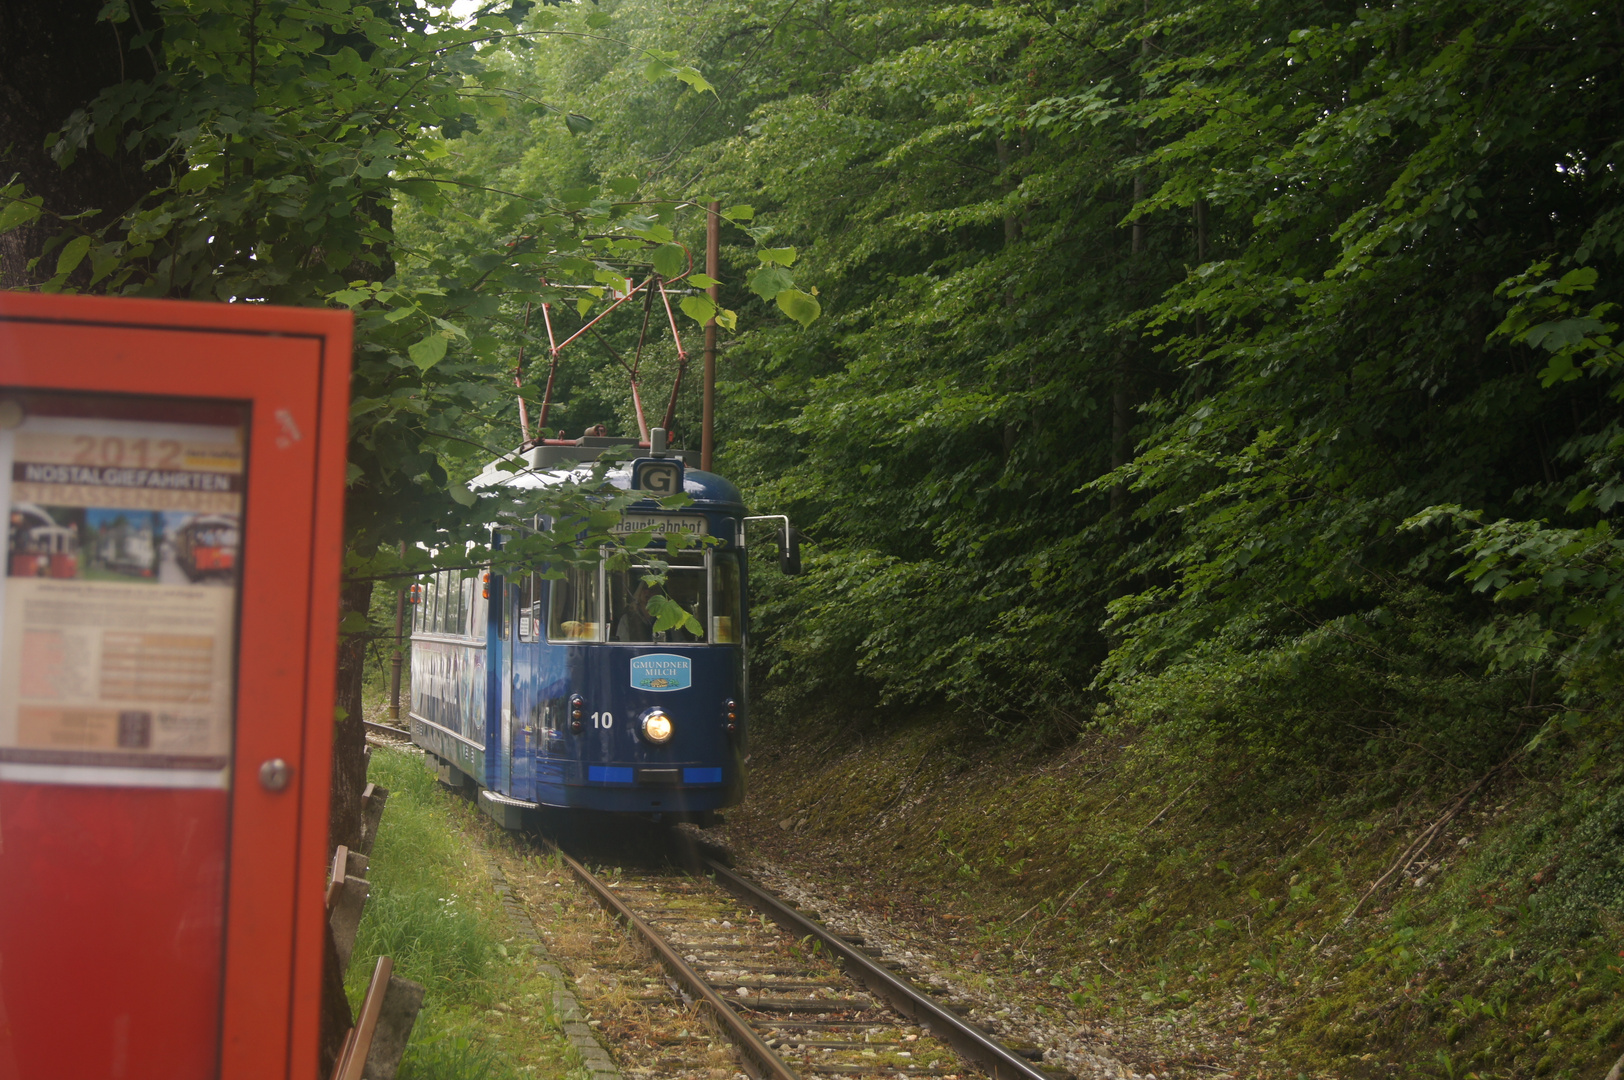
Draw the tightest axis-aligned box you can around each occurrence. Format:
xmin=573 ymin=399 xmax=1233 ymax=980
xmin=641 ymin=709 xmax=674 ymax=745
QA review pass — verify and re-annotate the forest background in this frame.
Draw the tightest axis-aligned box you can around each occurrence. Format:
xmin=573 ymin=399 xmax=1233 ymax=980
xmin=4 ymin=0 xmax=1624 ymax=1076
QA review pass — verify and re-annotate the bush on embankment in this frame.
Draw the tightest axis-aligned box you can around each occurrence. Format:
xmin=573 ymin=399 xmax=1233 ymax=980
xmin=738 ymin=684 xmax=1624 ymax=1079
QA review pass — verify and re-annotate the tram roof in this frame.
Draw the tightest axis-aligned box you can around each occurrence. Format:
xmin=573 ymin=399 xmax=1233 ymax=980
xmin=469 ymin=445 xmax=746 ymax=512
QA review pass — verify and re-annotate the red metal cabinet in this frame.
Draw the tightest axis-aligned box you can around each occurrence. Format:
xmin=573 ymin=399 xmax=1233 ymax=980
xmin=0 ymin=294 xmax=351 ymax=1079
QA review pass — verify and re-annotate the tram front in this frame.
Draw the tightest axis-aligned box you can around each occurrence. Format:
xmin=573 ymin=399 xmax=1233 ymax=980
xmin=491 ymin=437 xmax=783 ymax=822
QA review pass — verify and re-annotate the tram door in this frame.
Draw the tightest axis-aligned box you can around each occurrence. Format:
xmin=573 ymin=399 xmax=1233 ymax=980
xmin=507 ymin=571 xmax=538 ymax=797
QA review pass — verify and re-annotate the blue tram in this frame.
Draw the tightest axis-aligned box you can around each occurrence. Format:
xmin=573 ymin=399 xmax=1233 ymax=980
xmin=408 ymin=430 xmax=797 ymax=827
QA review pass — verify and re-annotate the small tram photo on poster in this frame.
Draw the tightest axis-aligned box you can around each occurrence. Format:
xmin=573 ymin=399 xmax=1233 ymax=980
xmin=0 ymin=391 xmax=246 ymax=789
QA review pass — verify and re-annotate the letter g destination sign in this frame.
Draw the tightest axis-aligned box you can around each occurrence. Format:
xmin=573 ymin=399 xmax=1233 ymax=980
xmin=632 ymin=459 xmax=683 ymax=495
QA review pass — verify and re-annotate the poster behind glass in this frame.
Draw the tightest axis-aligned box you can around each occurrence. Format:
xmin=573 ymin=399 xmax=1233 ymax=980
xmin=0 ymin=391 xmax=246 ymax=1080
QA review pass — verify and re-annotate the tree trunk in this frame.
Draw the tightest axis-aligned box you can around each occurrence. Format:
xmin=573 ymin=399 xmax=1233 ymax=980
xmin=328 ymin=576 xmax=375 ymax=852
xmin=318 ymin=576 xmax=373 ymax=1071
xmin=0 ymin=1 xmax=157 ymax=287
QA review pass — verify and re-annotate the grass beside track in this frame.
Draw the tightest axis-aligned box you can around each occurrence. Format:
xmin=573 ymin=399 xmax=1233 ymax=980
xmin=346 ymin=745 xmax=588 ymax=1080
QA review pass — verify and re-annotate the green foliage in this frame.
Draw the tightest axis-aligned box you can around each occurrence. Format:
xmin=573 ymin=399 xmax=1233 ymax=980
xmin=1 ymin=0 xmax=817 ymax=600
xmin=1493 ymin=262 xmax=1624 ymax=391
xmin=495 ymin=0 xmax=1624 ymax=778
xmin=1405 ymin=507 xmax=1624 ymax=717
xmin=647 ymin=591 xmax=701 ymax=635
xmin=1104 ymin=586 xmax=1535 ymax=800
xmin=8 ymin=0 xmax=1620 ymax=766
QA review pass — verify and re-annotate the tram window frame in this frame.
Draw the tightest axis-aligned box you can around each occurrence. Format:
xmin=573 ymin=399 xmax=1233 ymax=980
xmin=546 ymin=558 xmax=603 ymax=643
xmin=471 ymin=575 xmax=487 ymax=640
xmin=439 ymin=570 xmax=454 ymax=634
xmin=515 ymin=571 xmax=540 ymax=642
xmin=435 ymin=571 xmax=447 ymax=634
xmin=444 ymin=574 xmax=456 ymax=636
xmin=442 ymin=571 xmax=454 ymax=635
xmin=712 ymin=551 xmax=742 ymax=643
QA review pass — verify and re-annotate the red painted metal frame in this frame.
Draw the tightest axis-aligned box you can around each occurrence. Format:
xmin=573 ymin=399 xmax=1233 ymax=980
xmin=0 ymin=293 xmax=351 ymax=1080
xmin=529 ymin=274 xmax=696 ymax=444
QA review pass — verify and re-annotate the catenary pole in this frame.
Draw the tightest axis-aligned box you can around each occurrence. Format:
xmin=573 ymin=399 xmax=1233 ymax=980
xmin=702 ymin=201 xmax=719 ymax=470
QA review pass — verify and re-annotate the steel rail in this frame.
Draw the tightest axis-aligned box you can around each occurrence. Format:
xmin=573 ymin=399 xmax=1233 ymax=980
xmin=547 ymin=844 xmax=802 ymax=1080
xmin=362 ymin=720 xmax=411 ymax=740
xmin=701 ymin=858 xmax=1053 ymax=1080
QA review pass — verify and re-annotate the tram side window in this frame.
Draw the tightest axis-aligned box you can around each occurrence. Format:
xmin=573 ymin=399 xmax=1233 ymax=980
xmin=609 ymin=552 xmax=707 ymax=644
xmin=437 ymin=570 xmax=457 ymax=634
xmin=713 ymin=553 xmax=742 ymax=644
xmin=460 ymin=574 xmax=475 ymax=637
xmin=471 ymin=576 xmax=487 ymax=639
xmin=425 ymin=573 xmax=440 ymax=633
xmin=547 ymin=562 xmax=601 ymax=642
xmin=517 ymin=572 xmax=542 ymax=642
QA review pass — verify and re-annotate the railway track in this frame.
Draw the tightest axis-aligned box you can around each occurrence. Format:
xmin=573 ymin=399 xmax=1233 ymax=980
xmin=544 ymin=836 xmax=1064 ymax=1080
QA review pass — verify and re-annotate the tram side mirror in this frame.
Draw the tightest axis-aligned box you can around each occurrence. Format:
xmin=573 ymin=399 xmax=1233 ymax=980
xmin=780 ymin=525 xmax=802 ymax=576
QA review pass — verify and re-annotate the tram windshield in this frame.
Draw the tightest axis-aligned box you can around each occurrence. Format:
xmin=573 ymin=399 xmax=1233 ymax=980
xmin=191 ymin=524 xmax=238 ymax=549
xmin=543 ymin=549 xmax=744 ymax=645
